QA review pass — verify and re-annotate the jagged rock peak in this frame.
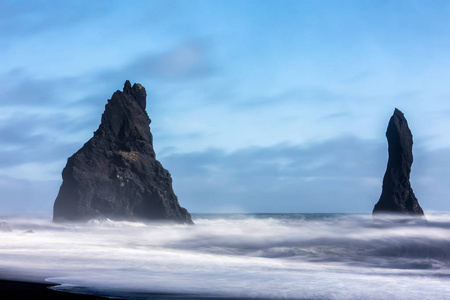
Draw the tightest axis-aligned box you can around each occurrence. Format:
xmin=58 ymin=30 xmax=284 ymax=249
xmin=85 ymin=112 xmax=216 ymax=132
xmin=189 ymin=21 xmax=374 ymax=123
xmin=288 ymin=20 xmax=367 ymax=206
xmin=122 ymin=80 xmax=146 ymax=110
xmin=124 ymin=79 xmax=132 ymax=92
xmin=373 ymin=108 xmax=424 ymax=216
xmin=53 ymin=81 xmax=193 ymax=224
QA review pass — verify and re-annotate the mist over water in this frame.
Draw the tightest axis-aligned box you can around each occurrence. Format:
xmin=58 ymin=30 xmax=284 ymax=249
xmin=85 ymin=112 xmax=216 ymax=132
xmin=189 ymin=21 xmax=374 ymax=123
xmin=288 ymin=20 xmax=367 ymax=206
xmin=1 ymin=213 xmax=450 ymax=299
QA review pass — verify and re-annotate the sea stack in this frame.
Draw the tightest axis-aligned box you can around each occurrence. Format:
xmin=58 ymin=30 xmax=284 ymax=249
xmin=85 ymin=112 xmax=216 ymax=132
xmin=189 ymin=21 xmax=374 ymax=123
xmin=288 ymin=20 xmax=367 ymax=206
xmin=373 ymin=108 xmax=424 ymax=216
xmin=53 ymin=81 xmax=193 ymax=224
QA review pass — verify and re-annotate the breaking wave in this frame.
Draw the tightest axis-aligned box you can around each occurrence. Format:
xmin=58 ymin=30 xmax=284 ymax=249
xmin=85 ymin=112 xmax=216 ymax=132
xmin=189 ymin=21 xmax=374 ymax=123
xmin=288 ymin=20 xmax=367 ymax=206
xmin=0 ymin=213 xmax=450 ymax=299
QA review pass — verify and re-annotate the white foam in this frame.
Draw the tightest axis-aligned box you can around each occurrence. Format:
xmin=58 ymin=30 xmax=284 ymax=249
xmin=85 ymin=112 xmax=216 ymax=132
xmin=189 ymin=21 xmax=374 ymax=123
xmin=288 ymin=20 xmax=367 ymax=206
xmin=0 ymin=214 xmax=449 ymax=299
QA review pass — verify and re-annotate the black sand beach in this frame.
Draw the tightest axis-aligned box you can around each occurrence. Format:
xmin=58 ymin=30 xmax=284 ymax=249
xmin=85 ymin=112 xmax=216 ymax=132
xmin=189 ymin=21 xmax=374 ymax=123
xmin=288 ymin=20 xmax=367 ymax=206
xmin=0 ymin=280 xmax=114 ymax=299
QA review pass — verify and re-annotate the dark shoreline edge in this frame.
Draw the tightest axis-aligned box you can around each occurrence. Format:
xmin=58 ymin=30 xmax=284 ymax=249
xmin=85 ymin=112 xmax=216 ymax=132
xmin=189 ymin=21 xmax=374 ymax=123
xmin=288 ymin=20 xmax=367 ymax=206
xmin=0 ymin=280 xmax=264 ymax=300
xmin=0 ymin=280 xmax=311 ymax=300
xmin=0 ymin=280 xmax=115 ymax=299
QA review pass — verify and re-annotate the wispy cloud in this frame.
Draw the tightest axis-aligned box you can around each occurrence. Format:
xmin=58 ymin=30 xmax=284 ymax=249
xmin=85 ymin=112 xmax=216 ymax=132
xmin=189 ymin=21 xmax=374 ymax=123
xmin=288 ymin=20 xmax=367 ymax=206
xmin=236 ymin=87 xmax=346 ymax=109
xmin=0 ymin=1 xmax=113 ymax=39
xmin=132 ymin=40 xmax=214 ymax=80
xmin=97 ymin=40 xmax=215 ymax=83
xmin=159 ymin=137 xmax=386 ymax=213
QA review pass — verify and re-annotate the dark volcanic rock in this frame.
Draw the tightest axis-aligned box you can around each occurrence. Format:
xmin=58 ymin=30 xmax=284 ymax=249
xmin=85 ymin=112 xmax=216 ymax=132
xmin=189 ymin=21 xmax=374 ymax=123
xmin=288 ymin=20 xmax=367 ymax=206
xmin=53 ymin=81 xmax=193 ymax=224
xmin=373 ymin=108 xmax=424 ymax=216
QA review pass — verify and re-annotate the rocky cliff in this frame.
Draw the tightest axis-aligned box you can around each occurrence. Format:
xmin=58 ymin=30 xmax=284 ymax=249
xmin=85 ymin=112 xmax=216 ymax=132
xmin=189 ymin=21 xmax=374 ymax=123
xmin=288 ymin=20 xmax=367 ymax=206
xmin=373 ymin=108 xmax=424 ymax=216
xmin=53 ymin=81 xmax=193 ymax=224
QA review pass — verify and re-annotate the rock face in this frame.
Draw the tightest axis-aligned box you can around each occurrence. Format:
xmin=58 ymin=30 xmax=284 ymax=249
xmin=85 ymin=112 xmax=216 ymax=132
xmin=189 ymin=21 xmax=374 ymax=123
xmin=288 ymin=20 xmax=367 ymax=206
xmin=53 ymin=81 xmax=193 ymax=224
xmin=373 ymin=108 xmax=424 ymax=216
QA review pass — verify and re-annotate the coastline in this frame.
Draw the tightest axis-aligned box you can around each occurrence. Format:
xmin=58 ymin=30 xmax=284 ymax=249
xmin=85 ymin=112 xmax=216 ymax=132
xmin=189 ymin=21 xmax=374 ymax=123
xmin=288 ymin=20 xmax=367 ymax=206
xmin=1 ymin=214 xmax=449 ymax=299
xmin=0 ymin=280 xmax=114 ymax=300
xmin=0 ymin=280 xmax=278 ymax=300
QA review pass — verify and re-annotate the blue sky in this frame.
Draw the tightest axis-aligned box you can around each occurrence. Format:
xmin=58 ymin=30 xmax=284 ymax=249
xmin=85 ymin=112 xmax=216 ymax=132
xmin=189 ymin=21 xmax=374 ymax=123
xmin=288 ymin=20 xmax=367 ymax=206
xmin=1 ymin=0 xmax=450 ymax=214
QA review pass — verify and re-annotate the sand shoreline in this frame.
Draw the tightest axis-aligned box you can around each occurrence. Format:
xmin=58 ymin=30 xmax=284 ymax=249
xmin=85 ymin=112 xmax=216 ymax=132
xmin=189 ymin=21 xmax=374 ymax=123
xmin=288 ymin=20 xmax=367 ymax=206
xmin=0 ymin=279 xmax=115 ymax=299
xmin=0 ymin=279 xmax=256 ymax=300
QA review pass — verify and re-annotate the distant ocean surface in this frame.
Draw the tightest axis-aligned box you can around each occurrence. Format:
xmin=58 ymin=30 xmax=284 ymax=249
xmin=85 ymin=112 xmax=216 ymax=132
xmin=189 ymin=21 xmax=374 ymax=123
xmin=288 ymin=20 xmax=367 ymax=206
xmin=1 ymin=213 xmax=450 ymax=299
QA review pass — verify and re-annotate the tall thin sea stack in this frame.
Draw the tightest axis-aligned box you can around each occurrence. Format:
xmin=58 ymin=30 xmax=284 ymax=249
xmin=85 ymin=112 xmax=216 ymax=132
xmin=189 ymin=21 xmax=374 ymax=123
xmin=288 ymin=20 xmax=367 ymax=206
xmin=373 ymin=108 xmax=424 ymax=216
xmin=53 ymin=81 xmax=193 ymax=224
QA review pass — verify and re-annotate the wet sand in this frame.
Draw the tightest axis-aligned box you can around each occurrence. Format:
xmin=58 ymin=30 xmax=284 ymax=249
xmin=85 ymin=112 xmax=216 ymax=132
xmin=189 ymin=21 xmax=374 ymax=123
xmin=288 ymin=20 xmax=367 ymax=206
xmin=0 ymin=280 xmax=114 ymax=299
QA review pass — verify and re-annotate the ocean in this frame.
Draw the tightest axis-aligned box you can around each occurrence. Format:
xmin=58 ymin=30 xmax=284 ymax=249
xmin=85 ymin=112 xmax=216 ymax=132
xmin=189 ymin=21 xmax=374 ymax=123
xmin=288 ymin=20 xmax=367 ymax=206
xmin=0 ymin=213 xmax=449 ymax=299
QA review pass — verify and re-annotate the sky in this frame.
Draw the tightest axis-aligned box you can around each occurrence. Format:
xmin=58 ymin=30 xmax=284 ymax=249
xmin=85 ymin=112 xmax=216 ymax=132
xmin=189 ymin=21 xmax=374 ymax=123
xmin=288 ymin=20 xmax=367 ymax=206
xmin=1 ymin=0 xmax=450 ymax=214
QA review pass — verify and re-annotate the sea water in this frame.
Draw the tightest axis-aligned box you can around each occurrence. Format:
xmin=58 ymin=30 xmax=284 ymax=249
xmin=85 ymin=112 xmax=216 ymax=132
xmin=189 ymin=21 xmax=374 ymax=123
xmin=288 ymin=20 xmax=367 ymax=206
xmin=0 ymin=213 xmax=449 ymax=299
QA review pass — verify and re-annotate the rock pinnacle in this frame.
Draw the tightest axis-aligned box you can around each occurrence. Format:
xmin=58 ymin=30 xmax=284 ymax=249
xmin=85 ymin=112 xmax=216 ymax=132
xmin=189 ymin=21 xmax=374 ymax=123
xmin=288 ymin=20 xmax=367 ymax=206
xmin=53 ymin=81 xmax=193 ymax=224
xmin=373 ymin=108 xmax=424 ymax=216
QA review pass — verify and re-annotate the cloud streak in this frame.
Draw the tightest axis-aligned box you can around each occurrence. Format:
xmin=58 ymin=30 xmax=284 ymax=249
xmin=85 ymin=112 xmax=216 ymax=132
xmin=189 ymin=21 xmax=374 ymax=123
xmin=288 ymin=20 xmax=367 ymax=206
xmin=132 ymin=40 xmax=214 ymax=80
xmin=159 ymin=137 xmax=386 ymax=213
xmin=0 ymin=121 xmax=448 ymax=215
xmin=0 ymin=1 xmax=113 ymax=39
xmin=158 ymin=137 xmax=450 ymax=213
xmin=1 ymin=1 xmax=450 ymax=215
xmin=97 ymin=40 xmax=215 ymax=84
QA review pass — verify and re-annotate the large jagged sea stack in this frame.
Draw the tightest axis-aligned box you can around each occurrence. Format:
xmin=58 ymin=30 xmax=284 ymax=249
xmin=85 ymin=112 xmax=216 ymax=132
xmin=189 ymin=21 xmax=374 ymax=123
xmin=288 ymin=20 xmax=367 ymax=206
xmin=373 ymin=108 xmax=424 ymax=216
xmin=53 ymin=81 xmax=193 ymax=224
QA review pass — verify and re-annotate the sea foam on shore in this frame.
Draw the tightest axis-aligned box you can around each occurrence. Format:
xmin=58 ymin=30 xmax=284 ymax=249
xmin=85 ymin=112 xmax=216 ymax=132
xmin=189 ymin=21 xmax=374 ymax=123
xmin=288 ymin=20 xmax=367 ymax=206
xmin=0 ymin=213 xmax=449 ymax=299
